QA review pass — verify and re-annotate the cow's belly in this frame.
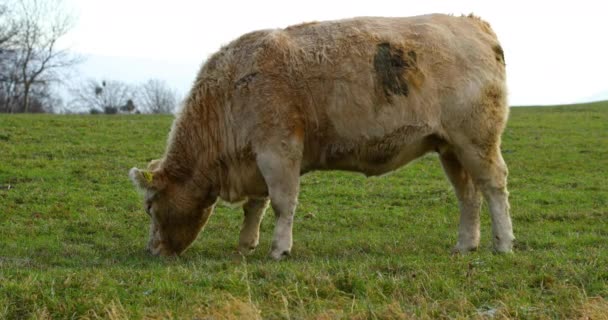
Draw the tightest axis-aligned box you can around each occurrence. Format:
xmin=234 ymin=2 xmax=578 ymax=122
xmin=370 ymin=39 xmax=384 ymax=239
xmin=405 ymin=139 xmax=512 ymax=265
xmin=304 ymin=131 xmax=443 ymax=177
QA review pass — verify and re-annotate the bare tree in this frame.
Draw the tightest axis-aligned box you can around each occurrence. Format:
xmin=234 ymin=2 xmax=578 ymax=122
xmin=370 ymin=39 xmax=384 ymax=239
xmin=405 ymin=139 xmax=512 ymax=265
xmin=3 ymin=0 xmax=81 ymax=113
xmin=69 ymin=79 xmax=137 ymax=114
xmin=0 ymin=2 xmax=18 ymax=110
xmin=0 ymin=2 xmax=17 ymax=48
xmin=138 ymin=79 xmax=179 ymax=114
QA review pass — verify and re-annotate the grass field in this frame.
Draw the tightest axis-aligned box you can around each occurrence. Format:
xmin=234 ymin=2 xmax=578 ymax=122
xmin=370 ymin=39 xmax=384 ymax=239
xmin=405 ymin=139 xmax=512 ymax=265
xmin=1 ymin=102 xmax=607 ymax=319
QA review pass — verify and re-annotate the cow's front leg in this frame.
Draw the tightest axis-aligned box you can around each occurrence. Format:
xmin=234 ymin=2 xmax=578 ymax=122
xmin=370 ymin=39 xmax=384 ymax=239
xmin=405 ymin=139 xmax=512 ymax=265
xmin=238 ymin=198 xmax=269 ymax=255
xmin=256 ymin=150 xmax=301 ymax=260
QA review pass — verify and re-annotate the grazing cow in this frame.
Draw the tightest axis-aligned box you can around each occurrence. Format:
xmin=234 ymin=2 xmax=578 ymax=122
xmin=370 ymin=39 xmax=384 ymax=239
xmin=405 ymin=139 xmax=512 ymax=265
xmin=129 ymin=14 xmax=514 ymax=259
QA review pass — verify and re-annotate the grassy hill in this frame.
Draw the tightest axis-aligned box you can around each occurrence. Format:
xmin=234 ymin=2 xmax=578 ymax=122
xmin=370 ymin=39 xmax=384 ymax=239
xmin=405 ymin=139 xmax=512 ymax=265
xmin=0 ymin=102 xmax=607 ymax=318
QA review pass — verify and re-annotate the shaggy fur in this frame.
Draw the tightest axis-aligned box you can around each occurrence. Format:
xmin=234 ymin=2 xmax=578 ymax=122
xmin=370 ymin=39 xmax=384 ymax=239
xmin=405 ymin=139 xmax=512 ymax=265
xmin=130 ymin=14 xmax=514 ymax=259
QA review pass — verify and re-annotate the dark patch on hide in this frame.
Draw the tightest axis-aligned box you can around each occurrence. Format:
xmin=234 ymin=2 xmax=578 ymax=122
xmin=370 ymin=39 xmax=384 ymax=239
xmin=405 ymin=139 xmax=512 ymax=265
xmin=373 ymin=43 xmax=416 ymax=101
xmin=493 ymin=45 xmax=505 ymax=65
xmin=234 ymin=72 xmax=259 ymax=89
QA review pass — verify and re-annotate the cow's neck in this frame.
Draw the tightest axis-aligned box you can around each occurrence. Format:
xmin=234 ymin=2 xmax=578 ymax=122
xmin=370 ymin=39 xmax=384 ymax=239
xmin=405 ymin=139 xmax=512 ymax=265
xmin=162 ymin=99 xmax=224 ymax=189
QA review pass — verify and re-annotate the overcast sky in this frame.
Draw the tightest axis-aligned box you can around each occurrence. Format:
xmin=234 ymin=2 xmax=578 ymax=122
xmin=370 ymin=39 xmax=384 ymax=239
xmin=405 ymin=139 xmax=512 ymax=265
xmin=62 ymin=0 xmax=608 ymax=106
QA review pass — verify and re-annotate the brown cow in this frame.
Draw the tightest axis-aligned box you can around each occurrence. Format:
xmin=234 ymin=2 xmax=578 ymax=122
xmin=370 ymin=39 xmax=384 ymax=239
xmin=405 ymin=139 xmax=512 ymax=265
xmin=129 ymin=14 xmax=514 ymax=259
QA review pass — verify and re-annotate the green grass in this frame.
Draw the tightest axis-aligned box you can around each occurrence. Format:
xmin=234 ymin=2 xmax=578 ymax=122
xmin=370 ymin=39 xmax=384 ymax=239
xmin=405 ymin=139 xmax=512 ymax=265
xmin=1 ymin=102 xmax=607 ymax=319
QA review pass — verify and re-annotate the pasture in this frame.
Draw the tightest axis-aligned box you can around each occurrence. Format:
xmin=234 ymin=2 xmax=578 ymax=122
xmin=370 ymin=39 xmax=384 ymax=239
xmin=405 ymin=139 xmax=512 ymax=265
xmin=0 ymin=102 xmax=607 ymax=319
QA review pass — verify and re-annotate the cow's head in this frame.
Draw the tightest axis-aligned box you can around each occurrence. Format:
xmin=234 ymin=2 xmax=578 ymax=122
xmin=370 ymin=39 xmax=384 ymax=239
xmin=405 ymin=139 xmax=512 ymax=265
xmin=129 ymin=160 xmax=215 ymax=256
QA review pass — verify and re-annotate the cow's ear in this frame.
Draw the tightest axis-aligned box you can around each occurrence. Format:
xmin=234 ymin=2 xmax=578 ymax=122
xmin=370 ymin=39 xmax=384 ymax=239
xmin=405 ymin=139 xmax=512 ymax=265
xmin=129 ymin=167 xmax=167 ymax=191
xmin=147 ymin=159 xmax=162 ymax=171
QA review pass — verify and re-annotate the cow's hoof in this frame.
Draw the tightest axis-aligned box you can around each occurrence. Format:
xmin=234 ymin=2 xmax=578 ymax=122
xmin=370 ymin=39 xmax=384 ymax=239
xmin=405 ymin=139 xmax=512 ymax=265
xmin=493 ymin=236 xmax=515 ymax=253
xmin=238 ymin=243 xmax=258 ymax=255
xmin=493 ymin=244 xmax=514 ymax=254
xmin=270 ymin=249 xmax=291 ymax=260
xmin=452 ymin=245 xmax=478 ymax=255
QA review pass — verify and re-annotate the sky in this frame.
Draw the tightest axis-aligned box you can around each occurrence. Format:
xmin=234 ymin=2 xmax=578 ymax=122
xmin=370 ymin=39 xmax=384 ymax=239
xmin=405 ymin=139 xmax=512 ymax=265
xmin=61 ymin=0 xmax=608 ymax=106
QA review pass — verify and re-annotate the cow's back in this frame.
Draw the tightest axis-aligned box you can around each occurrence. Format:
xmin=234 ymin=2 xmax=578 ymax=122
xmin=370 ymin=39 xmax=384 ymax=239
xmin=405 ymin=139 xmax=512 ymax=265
xmin=274 ymin=14 xmax=505 ymax=133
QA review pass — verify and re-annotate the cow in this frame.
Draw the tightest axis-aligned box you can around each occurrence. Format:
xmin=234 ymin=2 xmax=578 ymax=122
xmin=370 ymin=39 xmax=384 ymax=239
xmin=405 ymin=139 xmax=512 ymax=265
xmin=129 ymin=13 xmax=515 ymax=260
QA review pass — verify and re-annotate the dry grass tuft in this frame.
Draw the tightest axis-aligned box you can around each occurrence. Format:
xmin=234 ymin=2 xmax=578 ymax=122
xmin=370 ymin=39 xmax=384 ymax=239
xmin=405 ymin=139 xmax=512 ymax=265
xmin=80 ymin=300 xmax=130 ymax=320
xmin=192 ymin=296 xmax=262 ymax=320
xmin=577 ymin=297 xmax=608 ymax=320
xmin=30 ymin=307 xmax=52 ymax=320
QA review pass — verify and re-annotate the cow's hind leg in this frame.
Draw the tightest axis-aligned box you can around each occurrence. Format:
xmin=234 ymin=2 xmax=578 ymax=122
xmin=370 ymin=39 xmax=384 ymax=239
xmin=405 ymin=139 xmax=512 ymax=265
xmin=256 ymin=151 xmax=301 ymax=260
xmin=440 ymin=150 xmax=482 ymax=253
xmin=456 ymin=144 xmax=514 ymax=252
xmin=238 ymin=198 xmax=269 ymax=255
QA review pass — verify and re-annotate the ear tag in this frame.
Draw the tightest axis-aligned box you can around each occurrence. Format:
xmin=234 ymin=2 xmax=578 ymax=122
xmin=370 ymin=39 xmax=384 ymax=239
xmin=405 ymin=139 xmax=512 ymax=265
xmin=143 ymin=171 xmax=154 ymax=183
